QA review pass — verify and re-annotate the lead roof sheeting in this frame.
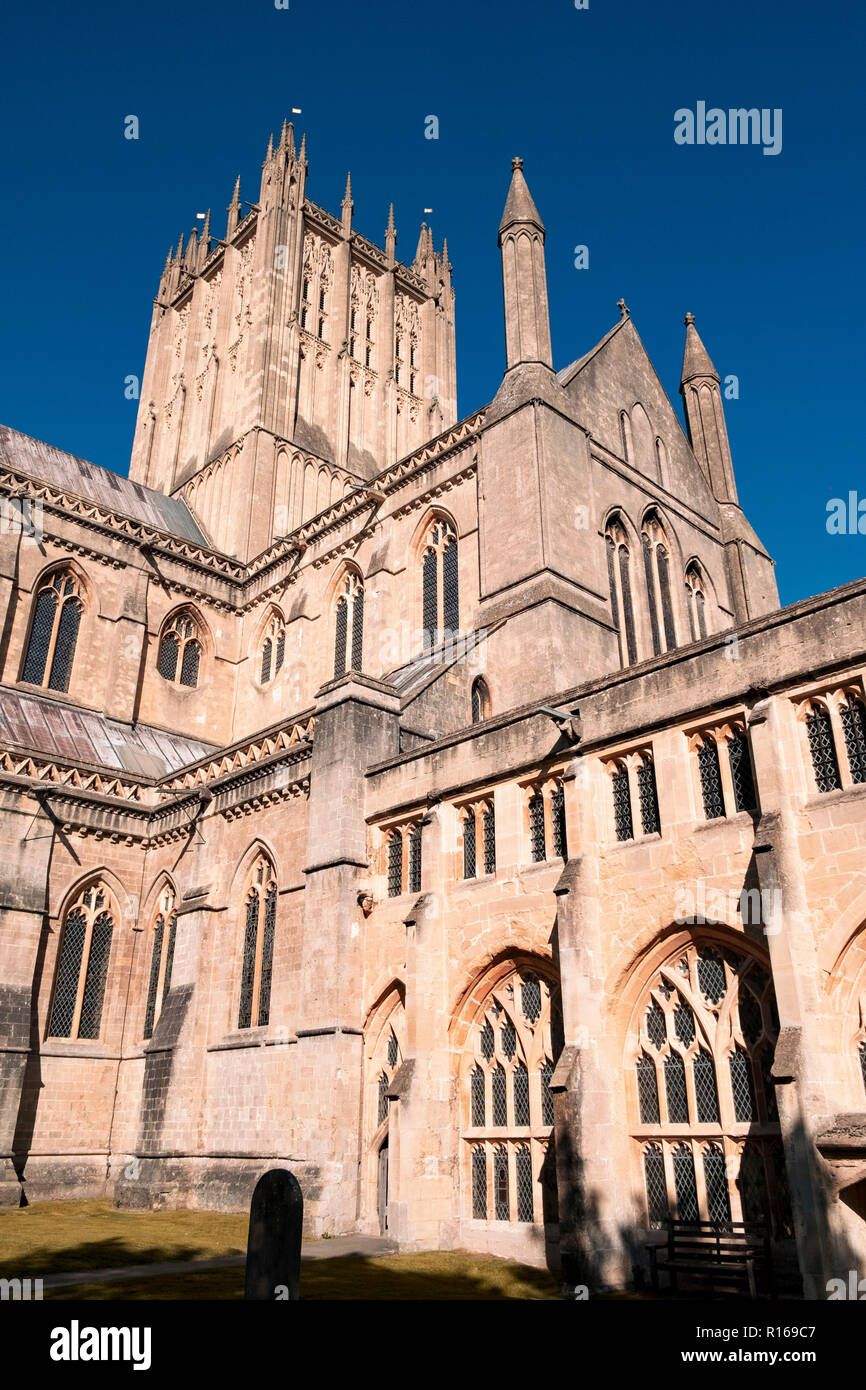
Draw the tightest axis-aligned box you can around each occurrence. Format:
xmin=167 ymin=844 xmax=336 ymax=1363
xmin=0 ymin=688 xmax=216 ymax=778
xmin=0 ymin=424 xmax=209 ymax=546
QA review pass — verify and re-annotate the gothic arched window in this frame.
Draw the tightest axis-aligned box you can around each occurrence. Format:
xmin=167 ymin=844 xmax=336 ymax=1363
xmin=421 ymin=519 xmax=459 ymax=647
xmin=143 ymin=884 xmax=177 ymax=1040
xmin=48 ymin=882 xmax=114 ymax=1040
xmin=21 ymin=567 xmax=84 ymax=693
xmin=685 ymin=563 xmax=708 ymax=641
xmin=605 ymin=518 xmax=638 ymax=666
xmin=238 ymin=855 xmax=277 ymax=1029
xmin=334 ymin=572 xmax=364 ymax=678
xmin=641 ymin=512 xmax=677 ymax=655
xmin=157 ymin=611 xmax=203 ymax=689
xmin=471 ymin=676 xmax=491 ymax=724
xmin=260 ymin=613 xmax=286 ymax=685
xmin=463 ymin=965 xmax=560 ymax=1226
xmin=366 ymin=1000 xmax=405 ymax=1141
xmin=629 ymin=942 xmax=792 ymax=1236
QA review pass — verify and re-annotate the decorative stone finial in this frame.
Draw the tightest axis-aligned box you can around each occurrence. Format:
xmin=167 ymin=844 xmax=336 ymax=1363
xmin=684 ymin=311 xmax=695 ymax=326
xmin=617 ymin=298 xmax=629 ymax=319
xmin=511 ymin=156 xmax=523 ymax=171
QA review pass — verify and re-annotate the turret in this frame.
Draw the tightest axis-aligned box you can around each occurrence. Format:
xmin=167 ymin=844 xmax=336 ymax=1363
xmin=680 ymin=312 xmax=738 ymax=504
xmin=498 ymin=157 xmax=552 ymax=371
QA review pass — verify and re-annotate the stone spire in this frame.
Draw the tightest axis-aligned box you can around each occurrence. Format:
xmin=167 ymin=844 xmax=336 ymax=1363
xmin=498 ymin=157 xmax=552 ymax=371
xmin=414 ymin=221 xmax=428 ymax=267
xmin=341 ymin=172 xmax=353 ymax=234
xmin=680 ymin=311 xmax=720 ymax=386
xmin=226 ymin=176 xmax=241 ymax=237
xmin=679 ymin=313 xmax=737 ymax=503
xmin=385 ymin=203 xmax=396 ymax=262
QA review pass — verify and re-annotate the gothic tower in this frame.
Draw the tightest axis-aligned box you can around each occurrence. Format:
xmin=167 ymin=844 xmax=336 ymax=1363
xmin=129 ymin=124 xmax=457 ymax=561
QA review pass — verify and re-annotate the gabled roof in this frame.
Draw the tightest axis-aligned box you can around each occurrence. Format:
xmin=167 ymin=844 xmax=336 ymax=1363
xmin=0 ymin=686 xmax=216 ymax=779
xmin=555 ymin=315 xmax=630 ymax=387
xmin=0 ymin=424 xmax=209 ymax=545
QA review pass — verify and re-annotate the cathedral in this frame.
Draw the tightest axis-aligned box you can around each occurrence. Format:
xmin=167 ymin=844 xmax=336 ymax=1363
xmin=1 ymin=121 xmax=865 ymax=1298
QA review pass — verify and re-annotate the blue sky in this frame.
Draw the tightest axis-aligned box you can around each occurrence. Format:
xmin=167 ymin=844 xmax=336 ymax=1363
xmin=1 ymin=0 xmax=863 ymax=605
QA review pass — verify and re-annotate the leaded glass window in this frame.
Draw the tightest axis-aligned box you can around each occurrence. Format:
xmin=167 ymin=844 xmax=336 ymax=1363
xmin=516 ymin=1146 xmax=533 ymax=1221
xmin=665 ymin=1053 xmax=689 ymax=1123
xmin=728 ymin=731 xmax=757 ymax=812
xmin=378 ymin=1072 xmax=389 ymax=1126
xmin=48 ymin=884 xmax=114 ymax=1041
xmin=333 ymin=598 xmax=347 ymax=676
xmin=492 ymin=1064 xmax=507 ymax=1126
xmin=646 ymin=1000 xmax=667 ymax=1050
xmin=697 ymin=948 xmax=726 ymax=1005
xmin=494 ymin=1147 xmax=509 ymax=1219
xmin=471 ymin=1066 xmax=485 ymax=1126
xmin=472 ymin=1147 xmax=487 ymax=1218
xmin=333 ymin=572 xmax=364 ymax=677
xmin=260 ymin=614 xmax=286 ymax=684
xmin=674 ymin=1000 xmax=695 ymax=1047
xmin=693 ymin=1050 xmax=720 ymax=1123
xmin=612 ymin=765 xmax=634 ymax=842
xmin=387 ymin=831 xmax=402 ymax=897
xmin=529 ymin=792 xmax=546 ymax=862
xmin=387 ymin=1031 xmax=399 ymax=1069
xmin=471 ymin=677 xmax=490 ymax=724
xmin=643 ymin=1145 xmax=668 ymax=1228
xmin=482 ymin=804 xmax=496 ymax=875
xmin=730 ymin=1047 xmax=756 ymax=1122
xmin=637 ymin=759 xmax=660 ymax=835
xmin=22 ymin=568 xmax=84 ymax=692
xmin=697 ymin=739 xmax=725 ymax=819
xmin=157 ymin=611 xmax=203 ymax=689
xmin=551 ymin=783 xmax=567 ymax=859
xmin=514 ymin=1062 xmax=530 ymax=1125
xmin=237 ymin=855 xmax=277 ymax=1030
xmin=606 ymin=517 xmax=639 ymax=665
xmin=637 ymin=1054 xmax=660 ymax=1123
xmin=464 ymin=968 xmax=559 ymax=1227
xmin=443 ymin=537 xmax=459 ymax=637
xmin=408 ymin=823 xmax=422 ymax=893
xmin=672 ymin=1144 xmax=699 ymax=1222
xmin=840 ymin=695 xmax=866 ymax=785
xmin=805 ymin=705 xmax=841 ymax=793
xmin=703 ymin=1144 xmax=731 ymax=1223
xmin=421 ymin=519 xmax=458 ymax=647
xmin=540 ymin=1058 xmax=554 ymax=1125
xmin=422 ymin=548 xmax=437 ymax=645
xmin=738 ymin=1143 xmax=769 ymax=1225
xmin=463 ymin=809 xmax=476 ymax=879
xmin=522 ymin=976 xmax=541 ymax=1024
xmin=631 ymin=945 xmax=788 ymax=1229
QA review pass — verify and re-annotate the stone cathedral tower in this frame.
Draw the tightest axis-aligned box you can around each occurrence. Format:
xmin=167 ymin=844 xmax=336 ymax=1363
xmin=129 ymin=123 xmax=457 ymax=560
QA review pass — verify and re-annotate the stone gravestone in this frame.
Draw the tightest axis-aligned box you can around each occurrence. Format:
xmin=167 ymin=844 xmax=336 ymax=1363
xmin=244 ymin=1169 xmax=303 ymax=1300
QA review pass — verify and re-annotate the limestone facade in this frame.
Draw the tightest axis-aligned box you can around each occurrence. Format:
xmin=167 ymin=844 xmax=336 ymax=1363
xmin=0 ymin=131 xmax=864 ymax=1296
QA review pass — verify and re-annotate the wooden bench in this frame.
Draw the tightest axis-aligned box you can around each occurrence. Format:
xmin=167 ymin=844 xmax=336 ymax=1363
xmin=647 ymin=1219 xmax=775 ymax=1298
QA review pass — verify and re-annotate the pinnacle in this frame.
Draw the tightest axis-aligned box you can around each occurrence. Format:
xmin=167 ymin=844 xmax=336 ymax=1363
xmin=681 ymin=312 xmax=720 ymax=386
xmin=499 ymin=157 xmax=544 ymax=237
xmin=342 ymin=172 xmax=353 ymax=206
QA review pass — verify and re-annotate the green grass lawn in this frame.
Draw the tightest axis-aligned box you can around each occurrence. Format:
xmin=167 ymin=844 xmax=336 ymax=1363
xmin=0 ymin=1200 xmax=560 ymax=1300
xmin=0 ymin=1198 xmax=247 ymax=1276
